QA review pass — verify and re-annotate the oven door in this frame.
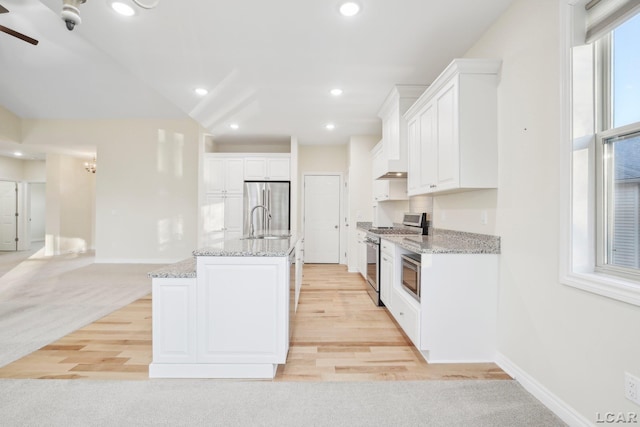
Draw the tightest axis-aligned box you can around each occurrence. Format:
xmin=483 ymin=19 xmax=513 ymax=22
xmin=401 ymin=254 xmax=421 ymax=301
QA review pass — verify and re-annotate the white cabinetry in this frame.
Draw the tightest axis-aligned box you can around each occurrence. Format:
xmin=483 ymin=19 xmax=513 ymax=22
xmin=384 ymin=247 xmax=499 ymax=363
xmin=373 ymin=179 xmax=408 ymax=202
xmin=202 ymin=155 xmax=245 ymax=245
xmin=152 ymin=277 xmax=197 ymax=364
xmin=244 ymin=156 xmax=290 ymax=181
xmin=151 ymin=245 xmax=302 ymax=379
xmin=374 ymin=85 xmax=427 ymax=179
xmin=196 ymin=256 xmax=288 ymax=367
xmin=419 ymin=254 xmax=498 ymax=363
xmin=204 ymin=156 xmax=244 ymax=194
xmin=202 ymin=193 xmax=243 ymax=245
xmin=379 ymin=239 xmax=395 ymax=307
xmin=357 ymin=230 xmax=367 ymax=280
xmin=405 ymin=59 xmax=500 ymax=196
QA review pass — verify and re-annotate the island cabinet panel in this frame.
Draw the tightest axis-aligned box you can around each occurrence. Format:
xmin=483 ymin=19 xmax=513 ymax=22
xmin=196 ymin=257 xmax=289 ymax=365
xmin=152 ymin=278 xmax=197 ymax=363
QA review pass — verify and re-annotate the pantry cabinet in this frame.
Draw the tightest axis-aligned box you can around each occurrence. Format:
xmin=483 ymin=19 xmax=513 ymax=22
xmin=405 ymin=59 xmax=500 ymax=196
xmin=204 ymin=156 xmax=244 ymax=194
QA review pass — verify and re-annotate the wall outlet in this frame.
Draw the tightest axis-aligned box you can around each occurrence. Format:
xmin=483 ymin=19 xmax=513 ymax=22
xmin=625 ymin=372 xmax=640 ymax=405
xmin=480 ymin=210 xmax=488 ymax=225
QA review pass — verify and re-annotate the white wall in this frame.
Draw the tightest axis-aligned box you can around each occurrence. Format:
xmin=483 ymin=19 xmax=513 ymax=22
xmin=21 ymin=118 xmax=201 ymax=262
xmin=433 ymin=0 xmax=640 ymax=422
xmin=45 ymin=154 xmax=95 ymax=255
xmin=0 ymin=106 xmax=20 ymax=142
xmin=29 ymin=183 xmax=46 ymax=243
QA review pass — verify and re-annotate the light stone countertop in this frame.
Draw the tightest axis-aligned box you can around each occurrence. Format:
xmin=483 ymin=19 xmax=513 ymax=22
xmin=382 ymin=228 xmax=500 ymax=254
xmin=148 ymin=232 xmax=302 ymax=279
xmin=148 ymin=257 xmax=196 ymax=278
xmin=193 ymin=231 xmax=301 ymax=257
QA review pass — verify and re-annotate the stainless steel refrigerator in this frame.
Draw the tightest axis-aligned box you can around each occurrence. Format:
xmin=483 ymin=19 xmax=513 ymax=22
xmin=243 ymin=181 xmax=290 ymax=235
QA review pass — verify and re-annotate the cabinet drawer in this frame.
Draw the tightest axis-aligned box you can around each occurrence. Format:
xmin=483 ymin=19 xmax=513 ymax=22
xmin=391 ymin=288 xmax=420 ymax=347
xmin=381 ymin=240 xmax=394 ymax=255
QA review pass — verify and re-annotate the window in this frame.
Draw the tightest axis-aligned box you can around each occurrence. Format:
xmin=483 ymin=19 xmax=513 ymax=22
xmin=595 ymin=13 xmax=640 ymax=280
xmin=561 ymin=0 xmax=640 ymax=306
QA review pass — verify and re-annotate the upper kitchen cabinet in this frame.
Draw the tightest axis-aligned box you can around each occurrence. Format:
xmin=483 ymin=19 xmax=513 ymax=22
xmin=374 ymin=85 xmax=428 ymax=179
xmin=244 ymin=155 xmax=291 ymax=181
xmin=204 ymin=154 xmax=245 ymax=194
xmin=405 ymin=59 xmax=501 ymax=196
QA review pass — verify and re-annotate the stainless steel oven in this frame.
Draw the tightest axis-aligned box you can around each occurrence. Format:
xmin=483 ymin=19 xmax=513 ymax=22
xmin=365 ymin=235 xmax=382 ymax=306
xmin=401 ymin=253 xmax=421 ymax=301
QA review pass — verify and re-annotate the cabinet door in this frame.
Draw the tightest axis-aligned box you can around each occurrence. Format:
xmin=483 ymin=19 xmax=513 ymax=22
xmin=152 ymin=278 xmax=197 ymax=363
xmin=224 ymin=194 xmax=244 ymax=233
xmin=204 ymin=158 xmax=225 ymax=193
xmin=267 ymin=158 xmax=290 ymax=180
xmin=203 ymin=194 xmax=225 ymax=235
xmin=244 ymin=158 xmax=267 ymax=180
xmin=372 ymin=179 xmax=388 ymax=201
xmin=407 ymin=118 xmax=420 ymax=195
xmin=225 ymin=158 xmax=245 ymax=193
xmin=435 ymin=81 xmax=459 ymax=190
xmin=357 ymin=232 xmax=367 ymax=279
xmin=419 ymin=102 xmax=437 ymax=192
xmin=197 ymin=259 xmax=287 ymax=363
xmin=380 ymin=253 xmax=393 ymax=307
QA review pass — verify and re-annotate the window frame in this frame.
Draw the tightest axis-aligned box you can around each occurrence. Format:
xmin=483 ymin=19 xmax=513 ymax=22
xmin=560 ymin=0 xmax=640 ymax=307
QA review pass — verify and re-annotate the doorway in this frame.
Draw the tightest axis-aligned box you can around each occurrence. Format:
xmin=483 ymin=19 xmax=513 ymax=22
xmin=303 ymin=174 xmax=341 ymax=263
xmin=0 ymin=181 xmax=17 ymax=251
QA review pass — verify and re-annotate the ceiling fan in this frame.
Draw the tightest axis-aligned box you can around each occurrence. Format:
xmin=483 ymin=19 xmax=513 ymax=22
xmin=0 ymin=3 xmax=39 ymax=46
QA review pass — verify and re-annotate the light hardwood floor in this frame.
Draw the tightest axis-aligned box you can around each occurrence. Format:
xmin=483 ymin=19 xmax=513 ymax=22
xmin=0 ymin=264 xmax=510 ymax=381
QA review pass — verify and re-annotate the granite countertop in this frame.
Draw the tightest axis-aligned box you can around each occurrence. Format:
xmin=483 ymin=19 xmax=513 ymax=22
xmin=148 ymin=257 xmax=196 ymax=278
xmin=356 ymin=221 xmax=421 ymax=237
xmin=382 ymin=228 xmax=500 ymax=254
xmin=193 ymin=231 xmax=301 ymax=257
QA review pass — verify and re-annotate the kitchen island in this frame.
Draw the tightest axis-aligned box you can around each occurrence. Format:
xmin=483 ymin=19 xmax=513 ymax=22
xmin=148 ymin=233 xmax=303 ymax=379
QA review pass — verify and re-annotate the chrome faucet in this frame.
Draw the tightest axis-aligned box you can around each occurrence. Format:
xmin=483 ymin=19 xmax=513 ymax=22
xmin=249 ymin=204 xmax=272 ymax=237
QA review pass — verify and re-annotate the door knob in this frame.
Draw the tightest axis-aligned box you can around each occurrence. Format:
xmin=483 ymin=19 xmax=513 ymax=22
xmin=334 ymin=225 xmax=338 ymax=229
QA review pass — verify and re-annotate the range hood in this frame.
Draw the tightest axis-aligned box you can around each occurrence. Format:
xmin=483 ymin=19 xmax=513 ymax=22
xmin=373 ymin=85 xmax=427 ymax=180
xmin=379 ymin=171 xmax=407 ymax=179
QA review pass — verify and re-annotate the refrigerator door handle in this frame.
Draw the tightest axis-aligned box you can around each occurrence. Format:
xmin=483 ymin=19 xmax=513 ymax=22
xmin=266 ymin=188 xmax=271 ymax=233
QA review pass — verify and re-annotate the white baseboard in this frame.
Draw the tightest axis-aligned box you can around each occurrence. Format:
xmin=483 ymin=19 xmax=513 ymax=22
xmin=495 ymin=352 xmax=592 ymax=427
xmin=94 ymin=258 xmax=182 ymax=264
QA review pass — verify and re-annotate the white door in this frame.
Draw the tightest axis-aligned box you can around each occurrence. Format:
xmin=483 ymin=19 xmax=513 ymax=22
xmin=0 ymin=181 xmax=17 ymax=251
xmin=304 ymin=175 xmax=340 ymax=263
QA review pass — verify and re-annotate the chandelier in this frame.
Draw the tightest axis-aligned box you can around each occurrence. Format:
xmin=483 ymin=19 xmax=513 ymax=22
xmin=84 ymin=157 xmax=97 ymax=174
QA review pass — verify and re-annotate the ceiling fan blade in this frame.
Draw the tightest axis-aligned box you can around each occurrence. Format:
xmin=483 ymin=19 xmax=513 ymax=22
xmin=0 ymin=25 xmax=39 ymax=45
xmin=0 ymin=5 xmax=8 ymax=14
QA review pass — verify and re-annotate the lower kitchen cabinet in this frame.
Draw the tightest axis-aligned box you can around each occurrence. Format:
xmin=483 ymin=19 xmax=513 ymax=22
xmin=419 ymin=254 xmax=498 ymax=363
xmin=390 ymin=284 xmax=420 ymax=346
xmin=357 ymin=230 xmax=367 ymax=280
xmin=379 ymin=239 xmax=395 ymax=307
xmin=382 ymin=242 xmax=499 ymax=364
xmin=152 ymin=277 xmax=197 ymax=364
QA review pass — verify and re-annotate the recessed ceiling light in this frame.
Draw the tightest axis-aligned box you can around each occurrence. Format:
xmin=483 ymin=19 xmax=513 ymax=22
xmin=14 ymin=152 xmax=23 ymax=157
xmin=111 ymin=2 xmax=136 ymax=17
xmin=339 ymin=2 xmax=360 ymax=17
xmin=230 ymin=123 xmax=239 ymax=130
xmin=330 ymin=88 xmax=343 ymax=96
xmin=194 ymin=88 xmax=208 ymax=96
xmin=326 ymin=123 xmax=335 ymax=130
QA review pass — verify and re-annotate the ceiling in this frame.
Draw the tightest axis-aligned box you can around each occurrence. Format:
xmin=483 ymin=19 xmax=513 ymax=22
xmin=0 ymin=0 xmax=515 ymax=159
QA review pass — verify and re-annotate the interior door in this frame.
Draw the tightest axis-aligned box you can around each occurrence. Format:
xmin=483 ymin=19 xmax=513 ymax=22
xmin=0 ymin=181 xmax=17 ymax=251
xmin=304 ymin=175 xmax=340 ymax=263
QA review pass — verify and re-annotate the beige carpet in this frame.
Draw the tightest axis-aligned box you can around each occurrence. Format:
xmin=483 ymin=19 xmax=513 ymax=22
xmin=0 ymin=248 xmax=155 ymax=367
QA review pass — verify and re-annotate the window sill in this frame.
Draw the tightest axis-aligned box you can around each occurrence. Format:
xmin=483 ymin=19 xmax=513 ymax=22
xmin=561 ymin=271 xmax=640 ymax=307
